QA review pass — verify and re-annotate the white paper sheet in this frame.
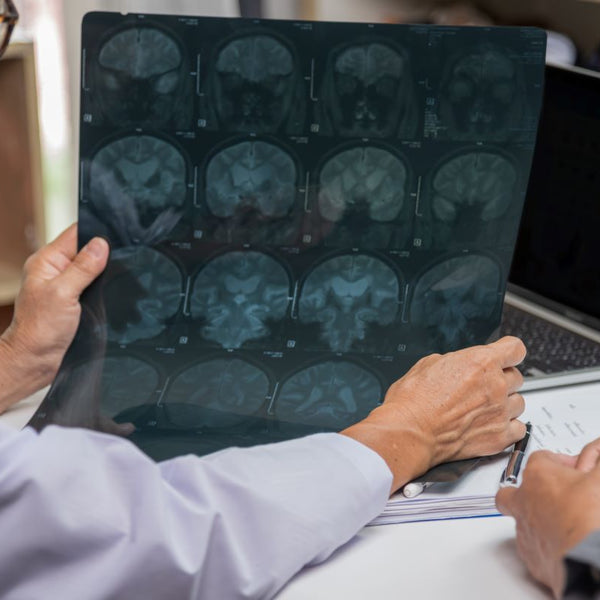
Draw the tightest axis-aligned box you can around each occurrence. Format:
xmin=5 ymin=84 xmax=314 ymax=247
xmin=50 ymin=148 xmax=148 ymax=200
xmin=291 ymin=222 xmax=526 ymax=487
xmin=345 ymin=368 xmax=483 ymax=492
xmin=371 ymin=381 xmax=600 ymax=525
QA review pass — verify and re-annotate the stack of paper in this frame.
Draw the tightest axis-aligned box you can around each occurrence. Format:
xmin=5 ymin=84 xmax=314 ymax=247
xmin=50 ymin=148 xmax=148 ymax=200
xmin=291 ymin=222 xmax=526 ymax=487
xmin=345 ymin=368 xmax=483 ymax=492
xmin=370 ymin=381 xmax=600 ymax=525
xmin=371 ymin=454 xmax=506 ymax=525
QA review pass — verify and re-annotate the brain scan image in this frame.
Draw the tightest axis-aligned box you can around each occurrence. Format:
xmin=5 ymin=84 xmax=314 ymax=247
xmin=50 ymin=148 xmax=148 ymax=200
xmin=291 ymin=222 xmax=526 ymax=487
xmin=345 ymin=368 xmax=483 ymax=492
xmin=438 ymin=45 xmax=525 ymax=141
xmin=317 ymin=145 xmax=410 ymax=248
xmin=298 ymin=254 xmax=400 ymax=353
xmin=411 ymin=255 xmax=501 ymax=351
xmin=92 ymin=26 xmax=192 ymax=128
xmin=318 ymin=42 xmax=418 ymax=139
xmin=99 ymin=356 xmax=159 ymax=417
xmin=209 ymin=34 xmax=305 ymax=133
xmin=47 ymin=355 xmax=160 ymax=428
xmin=422 ymin=151 xmax=517 ymax=248
xmin=275 ymin=361 xmax=382 ymax=430
xmin=103 ymin=247 xmax=183 ymax=344
xmin=191 ymin=251 xmax=291 ymax=349
xmin=164 ymin=358 xmax=270 ymax=428
xmin=203 ymin=140 xmax=301 ymax=244
xmin=85 ymin=135 xmax=188 ymax=246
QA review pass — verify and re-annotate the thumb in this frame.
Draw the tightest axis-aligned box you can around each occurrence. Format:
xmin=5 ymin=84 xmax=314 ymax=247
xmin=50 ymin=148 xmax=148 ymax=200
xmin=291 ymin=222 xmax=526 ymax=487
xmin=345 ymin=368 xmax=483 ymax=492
xmin=551 ymin=453 xmax=578 ymax=469
xmin=55 ymin=237 xmax=109 ymax=298
xmin=576 ymin=440 xmax=600 ymax=473
xmin=495 ymin=485 xmax=517 ymax=516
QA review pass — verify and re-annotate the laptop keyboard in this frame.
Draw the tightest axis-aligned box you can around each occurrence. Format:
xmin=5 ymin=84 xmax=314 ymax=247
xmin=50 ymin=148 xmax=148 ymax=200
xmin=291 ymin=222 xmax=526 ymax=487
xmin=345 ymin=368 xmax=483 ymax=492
xmin=500 ymin=304 xmax=600 ymax=376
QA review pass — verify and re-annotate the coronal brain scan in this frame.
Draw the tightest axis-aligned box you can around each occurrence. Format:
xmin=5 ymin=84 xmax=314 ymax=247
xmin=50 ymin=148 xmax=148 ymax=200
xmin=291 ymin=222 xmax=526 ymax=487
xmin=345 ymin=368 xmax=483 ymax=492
xmin=94 ymin=26 xmax=192 ymax=128
xmin=205 ymin=140 xmax=297 ymax=218
xmin=320 ymin=42 xmax=417 ymax=138
xmin=299 ymin=254 xmax=400 ymax=352
xmin=426 ymin=151 xmax=517 ymax=246
xmin=411 ymin=255 xmax=501 ymax=351
xmin=103 ymin=247 xmax=183 ymax=344
xmin=275 ymin=361 xmax=382 ymax=430
xmin=99 ymin=356 xmax=159 ymax=417
xmin=191 ymin=251 xmax=291 ymax=349
xmin=164 ymin=358 xmax=270 ymax=428
xmin=212 ymin=34 xmax=304 ymax=133
xmin=35 ymin=14 xmax=546 ymax=460
xmin=88 ymin=135 xmax=188 ymax=245
xmin=318 ymin=146 xmax=408 ymax=222
xmin=439 ymin=45 xmax=523 ymax=140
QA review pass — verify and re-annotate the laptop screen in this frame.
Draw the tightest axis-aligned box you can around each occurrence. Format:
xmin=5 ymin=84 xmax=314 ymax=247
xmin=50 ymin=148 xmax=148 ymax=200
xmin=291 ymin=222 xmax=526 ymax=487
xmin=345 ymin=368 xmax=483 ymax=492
xmin=509 ymin=64 xmax=600 ymax=328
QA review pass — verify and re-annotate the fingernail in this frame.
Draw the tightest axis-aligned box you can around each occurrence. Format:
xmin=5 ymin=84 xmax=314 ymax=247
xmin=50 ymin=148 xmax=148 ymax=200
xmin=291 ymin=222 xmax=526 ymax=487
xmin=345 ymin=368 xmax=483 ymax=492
xmin=84 ymin=238 xmax=108 ymax=259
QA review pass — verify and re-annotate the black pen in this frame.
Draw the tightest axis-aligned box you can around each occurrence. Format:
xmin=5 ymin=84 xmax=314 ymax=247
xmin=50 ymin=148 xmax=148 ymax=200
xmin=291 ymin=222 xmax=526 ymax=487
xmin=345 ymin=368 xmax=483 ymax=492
xmin=500 ymin=421 xmax=532 ymax=487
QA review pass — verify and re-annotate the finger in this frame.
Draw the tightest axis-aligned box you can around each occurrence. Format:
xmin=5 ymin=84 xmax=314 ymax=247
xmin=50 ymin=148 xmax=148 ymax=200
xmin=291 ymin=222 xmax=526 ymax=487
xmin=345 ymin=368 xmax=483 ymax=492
xmin=495 ymin=485 xmax=517 ymax=516
xmin=504 ymin=366 xmax=524 ymax=394
xmin=25 ymin=224 xmax=79 ymax=277
xmin=525 ymin=449 xmax=579 ymax=475
xmin=98 ymin=415 xmax=135 ymax=438
xmin=54 ymin=237 xmax=110 ymax=299
xmin=551 ymin=453 xmax=578 ymax=468
xmin=41 ymin=223 xmax=78 ymax=264
xmin=507 ymin=392 xmax=526 ymax=420
xmin=488 ymin=336 xmax=527 ymax=369
xmin=506 ymin=418 xmax=527 ymax=444
xmin=576 ymin=438 xmax=600 ymax=472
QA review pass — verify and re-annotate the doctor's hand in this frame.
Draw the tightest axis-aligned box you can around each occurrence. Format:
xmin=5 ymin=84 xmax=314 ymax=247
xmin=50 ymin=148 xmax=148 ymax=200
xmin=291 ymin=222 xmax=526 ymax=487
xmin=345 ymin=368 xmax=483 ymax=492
xmin=0 ymin=224 xmax=109 ymax=412
xmin=342 ymin=336 xmax=527 ymax=493
xmin=496 ymin=442 xmax=600 ymax=599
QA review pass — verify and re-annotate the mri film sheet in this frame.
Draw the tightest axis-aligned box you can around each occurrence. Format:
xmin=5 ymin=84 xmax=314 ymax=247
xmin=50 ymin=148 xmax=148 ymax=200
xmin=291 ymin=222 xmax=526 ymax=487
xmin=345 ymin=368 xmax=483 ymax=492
xmin=30 ymin=13 xmax=546 ymax=461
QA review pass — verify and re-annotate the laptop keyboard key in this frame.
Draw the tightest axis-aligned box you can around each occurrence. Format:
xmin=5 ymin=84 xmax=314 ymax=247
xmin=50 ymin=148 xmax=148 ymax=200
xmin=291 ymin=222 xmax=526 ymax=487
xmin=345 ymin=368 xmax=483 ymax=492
xmin=501 ymin=304 xmax=600 ymax=376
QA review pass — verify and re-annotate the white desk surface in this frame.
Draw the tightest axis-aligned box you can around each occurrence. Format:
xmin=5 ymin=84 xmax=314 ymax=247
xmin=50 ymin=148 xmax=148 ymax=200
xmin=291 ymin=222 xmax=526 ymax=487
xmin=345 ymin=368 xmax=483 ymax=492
xmin=7 ymin=382 xmax=600 ymax=600
xmin=278 ymin=516 xmax=548 ymax=600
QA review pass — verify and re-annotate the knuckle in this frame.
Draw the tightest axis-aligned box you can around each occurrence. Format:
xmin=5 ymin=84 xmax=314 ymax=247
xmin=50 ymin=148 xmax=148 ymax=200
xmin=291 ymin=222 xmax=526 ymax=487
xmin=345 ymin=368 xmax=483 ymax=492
xmin=50 ymin=280 xmax=71 ymax=304
xmin=464 ymin=354 xmax=482 ymax=373
xmin=416 ymin=354 xmax=439 ymax=369
xmin=73 ymin=256 xmax=97 ymax=276
xmin=491 ymin=376 xmax=508 ymax=397
xmin=469 ymin=350 xmax=495 ymax=372
xmin=515 ymin=392 xmax=526 ymax=409
xmin=462 ymin=367 xmax=480 ymax=389
xmin=492 ymin=419 xmax=508 ymax=437
xmin=482 ymin=351 xmax=496 ymax=370
xmin=514 ymin=337 xmax=527 ymax=356
xmin=23 ymin=254 xmax=38 ymax=274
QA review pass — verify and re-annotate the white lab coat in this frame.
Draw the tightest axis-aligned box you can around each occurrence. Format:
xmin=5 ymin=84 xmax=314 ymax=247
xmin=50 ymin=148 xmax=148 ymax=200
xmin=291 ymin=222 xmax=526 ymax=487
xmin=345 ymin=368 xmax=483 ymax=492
xmin=0 ymin=424 xmax=391 ymax=599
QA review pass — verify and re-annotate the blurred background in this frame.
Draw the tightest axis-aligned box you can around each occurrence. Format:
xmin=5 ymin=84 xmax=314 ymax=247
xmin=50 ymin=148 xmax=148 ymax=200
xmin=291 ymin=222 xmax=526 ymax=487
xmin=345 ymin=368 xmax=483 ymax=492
xmin=1 ymin=0 xmax=600 ymax=329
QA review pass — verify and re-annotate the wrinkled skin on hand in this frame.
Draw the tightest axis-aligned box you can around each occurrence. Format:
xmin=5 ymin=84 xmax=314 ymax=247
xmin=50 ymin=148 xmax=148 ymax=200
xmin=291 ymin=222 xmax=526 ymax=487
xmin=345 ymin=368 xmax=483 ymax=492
xmin=0 ymin=225 xmax=109 ymax=412
xmin=342 ymin=336 xmax=527 ymax=493
xmin=496 ymin=438 xmax=600 ymax=598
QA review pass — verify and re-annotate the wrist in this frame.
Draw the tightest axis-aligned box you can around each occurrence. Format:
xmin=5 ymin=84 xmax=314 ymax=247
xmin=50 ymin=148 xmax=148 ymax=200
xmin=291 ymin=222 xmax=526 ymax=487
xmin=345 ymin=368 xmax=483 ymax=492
xmin=341 ymin=405 xmax=433 ymax=493
xmin=0 ymin=328 xmax=54 ymax=412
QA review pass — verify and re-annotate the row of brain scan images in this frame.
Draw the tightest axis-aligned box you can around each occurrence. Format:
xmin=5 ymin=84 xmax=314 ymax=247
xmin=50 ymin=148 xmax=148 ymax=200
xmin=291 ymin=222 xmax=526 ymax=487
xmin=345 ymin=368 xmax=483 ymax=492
xmin=85 ymin=20 xmax=535 ymax=141
xmin=83 ymin=354 xmax=384 ymax=433
xmin=80 ymin=133 xmax=521 ymax=249
xmin=102 ymin=247 xmax=503 ymax=353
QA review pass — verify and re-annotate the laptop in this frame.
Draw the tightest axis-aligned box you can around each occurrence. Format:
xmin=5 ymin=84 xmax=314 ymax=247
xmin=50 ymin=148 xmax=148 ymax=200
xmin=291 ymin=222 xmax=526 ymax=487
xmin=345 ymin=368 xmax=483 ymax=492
xmin=501 ymin=63 xmax=600 ymax=391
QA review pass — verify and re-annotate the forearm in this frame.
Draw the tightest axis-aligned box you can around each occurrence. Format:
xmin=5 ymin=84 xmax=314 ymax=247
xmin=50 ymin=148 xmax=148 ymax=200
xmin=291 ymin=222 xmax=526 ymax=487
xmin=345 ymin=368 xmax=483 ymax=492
xmin=0 ymin=332 xmax=52 ymax=413
xmin=0 ymin=426 xmax=391 ymax=599
xmin=341 ymin=404 xmax=432 ymax=493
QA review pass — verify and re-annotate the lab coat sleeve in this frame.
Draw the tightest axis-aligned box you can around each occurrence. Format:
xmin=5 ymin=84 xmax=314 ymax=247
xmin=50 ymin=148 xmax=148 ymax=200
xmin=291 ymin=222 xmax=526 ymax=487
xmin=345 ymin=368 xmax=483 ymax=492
xmin=0 ymin=424 xmax=392 ymax=600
